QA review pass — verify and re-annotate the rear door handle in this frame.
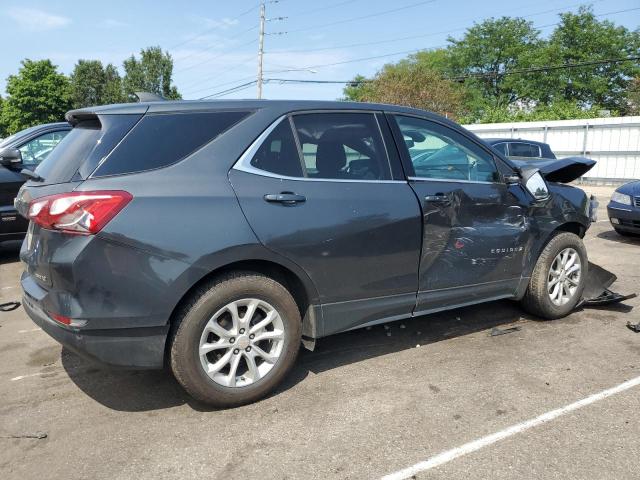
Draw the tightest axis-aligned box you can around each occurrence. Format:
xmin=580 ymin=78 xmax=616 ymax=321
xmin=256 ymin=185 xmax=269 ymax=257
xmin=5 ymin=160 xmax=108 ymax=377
xmin=263 ymin=193 xmax=306 ymax=205
xmin=424 ymin=194 xmax=449 ymax=204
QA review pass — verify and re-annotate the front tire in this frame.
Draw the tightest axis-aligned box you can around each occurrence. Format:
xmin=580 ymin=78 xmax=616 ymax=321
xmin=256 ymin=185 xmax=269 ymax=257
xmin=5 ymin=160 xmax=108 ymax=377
xmin=521 ymin=232 xmax=588 ymax=319
xmin=170 ymin=272 xmax=301 ymax=407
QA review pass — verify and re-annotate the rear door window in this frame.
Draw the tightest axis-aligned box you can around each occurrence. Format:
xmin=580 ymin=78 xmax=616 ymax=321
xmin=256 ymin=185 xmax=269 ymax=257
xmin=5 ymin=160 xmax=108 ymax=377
xmin=249 ymin=119 xmax=304 ymax=177
xmin=291 ymin=112 xmax=390 ymax=180
xmin=94 ymin=111 xmax=252 ymax=177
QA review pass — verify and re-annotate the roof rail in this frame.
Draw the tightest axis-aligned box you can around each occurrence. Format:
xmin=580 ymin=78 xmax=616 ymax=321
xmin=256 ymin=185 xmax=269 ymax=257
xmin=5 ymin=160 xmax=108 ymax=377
xmin=134 ymin=91 xmax=166 ymax=102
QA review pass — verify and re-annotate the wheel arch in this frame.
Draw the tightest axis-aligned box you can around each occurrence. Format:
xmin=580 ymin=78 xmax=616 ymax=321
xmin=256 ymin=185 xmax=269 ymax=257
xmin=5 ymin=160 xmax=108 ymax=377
xmin=554 ymin=221 xmax=586 ymax=239
xmin=516 ymin=221 xmax=588 ymax=300
xmin=164 ymin=251 xmax=322 ymax=361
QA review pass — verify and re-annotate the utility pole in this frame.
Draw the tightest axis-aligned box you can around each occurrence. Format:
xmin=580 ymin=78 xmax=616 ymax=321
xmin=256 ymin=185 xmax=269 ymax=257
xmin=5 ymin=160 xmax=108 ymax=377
xmin=257 ymin=2 xmax=265 ymax=99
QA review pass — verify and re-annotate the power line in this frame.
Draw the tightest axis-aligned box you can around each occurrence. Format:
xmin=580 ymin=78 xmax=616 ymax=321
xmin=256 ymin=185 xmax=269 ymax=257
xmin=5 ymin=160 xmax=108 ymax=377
xmin=286 ymin=0 xmax=360 ymax=17
xmin=168 ymin=3 xmax=260 ymax=53
xmin=174 ymin=28 xmax=258 ymax=71
xmin=200 ymin=80 xmax=258 ymax=99
xmin=262 ymin=56 xmax=640 ymax=85
xmin=184 ymin=2 xmax=639 ymax=100
xmin=284 ymin=0 xmax=437 ymax=34
xmin=287 ymin=6 xmax=640 ymax=72
xmin=266 ymin=0 xmax=608 ymax=54
xmin=181 ymin=58 xmax=256 ymax=94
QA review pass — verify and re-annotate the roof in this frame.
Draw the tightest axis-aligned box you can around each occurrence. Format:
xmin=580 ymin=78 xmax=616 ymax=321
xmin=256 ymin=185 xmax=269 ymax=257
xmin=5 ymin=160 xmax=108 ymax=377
xmin=66 ymin=99 xmax=455 ymax=126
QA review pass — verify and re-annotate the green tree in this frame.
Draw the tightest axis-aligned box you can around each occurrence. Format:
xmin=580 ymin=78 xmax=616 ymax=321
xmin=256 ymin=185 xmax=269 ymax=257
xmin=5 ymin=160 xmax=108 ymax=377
xmin=103 ymin=64 xmax=125 ymax=104
xmin=0 ymin=96 xmax=5 ymax=138
xmin=1 ymin=59 xmax=72 ymax=135
xmin=446 ymin=17 xmax=542 ymax=113
xmin=122 ymin=46 xmax=181 ymax=100
xmin=530 ymin=7 xmax=640 ymax=112
xmin=70 ymin=60 xmax=125 ymax=108
xmin=628 ymin=77 xmax=640 ymax=115
xmin=345 ymin=61 xmax=466 ymax=119
xmin=342 ymin=75 xmax=373 ymax=102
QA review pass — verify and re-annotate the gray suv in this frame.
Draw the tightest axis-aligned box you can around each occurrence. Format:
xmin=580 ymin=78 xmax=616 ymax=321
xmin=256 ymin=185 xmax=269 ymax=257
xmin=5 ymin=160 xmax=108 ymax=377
xmin=17 ymin=100 xmax=594 ymax=407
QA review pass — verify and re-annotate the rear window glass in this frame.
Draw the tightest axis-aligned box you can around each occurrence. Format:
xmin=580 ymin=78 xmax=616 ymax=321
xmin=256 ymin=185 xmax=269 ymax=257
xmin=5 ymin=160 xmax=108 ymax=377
xmin=94 ymin=111 xmax=251 ymax=177
xmin=509 ymin=142 xmax=541 ymax=158
xmin=35 ymin=115 xmax=141 ymax=185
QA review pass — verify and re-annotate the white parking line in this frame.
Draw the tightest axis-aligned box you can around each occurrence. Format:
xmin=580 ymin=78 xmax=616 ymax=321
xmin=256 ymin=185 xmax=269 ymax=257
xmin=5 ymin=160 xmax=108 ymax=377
xmin=381 ymin=375 xmax=640 ymax=480
xmin=10 ymin=372 xmax=45 ymax=382
xmin=18 ymin=328 xmax=42 ymax=334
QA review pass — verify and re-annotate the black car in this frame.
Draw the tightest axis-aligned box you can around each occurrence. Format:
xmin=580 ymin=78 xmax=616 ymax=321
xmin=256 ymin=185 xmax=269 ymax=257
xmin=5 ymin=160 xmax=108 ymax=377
xmin=607 ymin=181 xmax=640 ymax=236
xmin=16 ymin=100 xmax=597 ymax=407
xmin=0 ymin=122 xmax=71 ymax=244
xmin=484 ymin=138 xmax=556 ymax=159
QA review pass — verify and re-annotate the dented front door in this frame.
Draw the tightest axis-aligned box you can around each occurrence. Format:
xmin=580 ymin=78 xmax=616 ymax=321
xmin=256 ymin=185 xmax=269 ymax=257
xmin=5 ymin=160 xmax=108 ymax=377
xmin=387 ymin=113 xmax=531 ymax=313
xmin=410 ymin=179 xmax=529 ymax=312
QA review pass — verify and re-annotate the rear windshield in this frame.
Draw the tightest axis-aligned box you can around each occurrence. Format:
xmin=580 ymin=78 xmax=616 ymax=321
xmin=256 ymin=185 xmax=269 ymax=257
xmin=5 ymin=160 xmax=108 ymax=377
xmin=93 ymin=110 xmax=252 ymax=177
xmin=35 ymin=114 xmax=142 ymax=185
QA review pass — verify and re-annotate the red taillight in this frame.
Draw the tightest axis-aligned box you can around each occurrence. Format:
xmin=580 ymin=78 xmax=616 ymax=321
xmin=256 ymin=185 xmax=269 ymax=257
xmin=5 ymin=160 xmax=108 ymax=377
xmin=28 ymin=190 xmax=132 ymax=235
xmin=49 ymin=312 xmax=72 ymax=325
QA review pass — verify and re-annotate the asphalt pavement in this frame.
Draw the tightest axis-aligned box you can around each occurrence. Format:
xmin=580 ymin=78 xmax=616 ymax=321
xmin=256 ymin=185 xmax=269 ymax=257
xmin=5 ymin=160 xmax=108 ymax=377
xmin=1 ymin=185 xmax=639 ymax=480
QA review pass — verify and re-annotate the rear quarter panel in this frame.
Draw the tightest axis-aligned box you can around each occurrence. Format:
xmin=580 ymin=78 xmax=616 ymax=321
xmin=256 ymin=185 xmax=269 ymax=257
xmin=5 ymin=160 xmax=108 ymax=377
xmin=73 ymin=108 xmax=320 ymax=328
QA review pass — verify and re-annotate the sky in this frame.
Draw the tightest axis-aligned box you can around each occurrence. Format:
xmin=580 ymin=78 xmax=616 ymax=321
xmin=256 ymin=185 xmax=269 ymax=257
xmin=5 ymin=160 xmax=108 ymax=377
xmin=1 ymin=0 xmax=639 ymax=101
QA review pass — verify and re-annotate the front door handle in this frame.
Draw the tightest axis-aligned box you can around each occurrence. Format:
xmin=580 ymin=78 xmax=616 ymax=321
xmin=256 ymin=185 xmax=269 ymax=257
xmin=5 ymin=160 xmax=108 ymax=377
xmin=264 ymin=192 xmax=306 ymax=205
xmin=424 ymin=194 xmax=449 ymax=204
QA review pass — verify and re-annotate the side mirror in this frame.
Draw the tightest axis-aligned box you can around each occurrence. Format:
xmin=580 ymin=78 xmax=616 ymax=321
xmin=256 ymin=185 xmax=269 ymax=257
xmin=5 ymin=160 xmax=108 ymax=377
xmin=520 ymin=167 xmax=550 ymax=201
xmin=0 ymin=148 xmax=22 ymax=167
xmin=504 ymin=173 xmax=521 ymax=185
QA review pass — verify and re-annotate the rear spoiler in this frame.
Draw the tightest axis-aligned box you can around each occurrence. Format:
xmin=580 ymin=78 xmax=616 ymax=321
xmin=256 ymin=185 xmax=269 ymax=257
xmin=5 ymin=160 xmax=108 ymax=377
xmin=65 ymin=104 xmax=149 ymax=126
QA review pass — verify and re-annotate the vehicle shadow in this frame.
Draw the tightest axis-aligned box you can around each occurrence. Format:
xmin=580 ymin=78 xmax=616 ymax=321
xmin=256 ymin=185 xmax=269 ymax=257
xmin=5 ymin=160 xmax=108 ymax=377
xmin=0 ymin=241 xmax=22 ymax=265
xmin=597 ymin=229 xmax=640 ymax=245
xmin=62 ymin=299 xmax=529 ymax=413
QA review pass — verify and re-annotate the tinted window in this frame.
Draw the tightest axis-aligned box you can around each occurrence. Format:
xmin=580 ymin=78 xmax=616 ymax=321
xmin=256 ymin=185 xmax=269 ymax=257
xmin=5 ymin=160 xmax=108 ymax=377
xmin=36 ymin=115 xmax=141 ymax=185
xmin=492 ymin=142 xmax=508 ymax=156
xmin=395 ymin=115 xmax=499 ymax=183
xmin=95 ymin=111 xmax=251 ymax=177
xmin=250 ymin=120 xmax=303 ymax=177
xmin=292 ymin=113 xmax=390 ymax=180
xmin=19 ymin=130 xmax=69 ymax=166
xmin=509 ymin=142 xmax=541 ymax=158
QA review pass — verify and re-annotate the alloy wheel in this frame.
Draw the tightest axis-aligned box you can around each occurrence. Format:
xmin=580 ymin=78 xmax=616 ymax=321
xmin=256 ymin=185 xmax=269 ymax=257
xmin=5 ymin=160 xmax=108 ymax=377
xmin=547 ymin=247 xmax=582 ymax=306
xmin=198 ymin=298 xmax=285 ymax=387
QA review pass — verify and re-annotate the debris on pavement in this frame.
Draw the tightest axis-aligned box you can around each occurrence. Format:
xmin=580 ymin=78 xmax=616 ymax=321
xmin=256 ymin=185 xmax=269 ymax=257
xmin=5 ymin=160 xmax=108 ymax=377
xmin=490 ymin=326 xmax=522 ymax=337
xmin=0 ymin=301 xmax=21 ymax=312
xmin=1 ymin=432 xmax=47 ymax=440
xmin=626 ymin=321 xmax=640 ymax=333
xmin=578 ymin=263 xmax=637 ymax=308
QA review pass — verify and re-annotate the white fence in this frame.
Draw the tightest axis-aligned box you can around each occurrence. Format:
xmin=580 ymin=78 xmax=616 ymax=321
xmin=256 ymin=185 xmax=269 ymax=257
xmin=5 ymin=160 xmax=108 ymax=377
xmin=464 ymin=116 xmax=640 ymax=182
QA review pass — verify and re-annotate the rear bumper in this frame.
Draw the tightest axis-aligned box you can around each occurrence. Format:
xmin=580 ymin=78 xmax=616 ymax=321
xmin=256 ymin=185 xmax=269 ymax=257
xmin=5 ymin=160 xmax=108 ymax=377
xmin=607 ymin=204 xmax=640 ymax=233
xmin=22 ymin=285 xmax=168 ymax=369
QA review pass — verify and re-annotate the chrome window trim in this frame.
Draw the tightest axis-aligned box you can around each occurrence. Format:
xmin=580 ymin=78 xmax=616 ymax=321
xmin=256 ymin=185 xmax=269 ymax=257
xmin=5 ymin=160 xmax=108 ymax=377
xmin=232 ymin=113 xmax=405 ymax=184
xmin=407 ymin=176 xmax=496 ymax=185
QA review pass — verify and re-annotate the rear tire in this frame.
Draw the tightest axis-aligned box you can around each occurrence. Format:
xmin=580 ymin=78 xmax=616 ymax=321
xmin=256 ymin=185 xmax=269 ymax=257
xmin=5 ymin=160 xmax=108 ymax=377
xmin=170 ymin=271 xmax=301 ymax=407
xmin=521 ymin=232 xmax=587 ymax=319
